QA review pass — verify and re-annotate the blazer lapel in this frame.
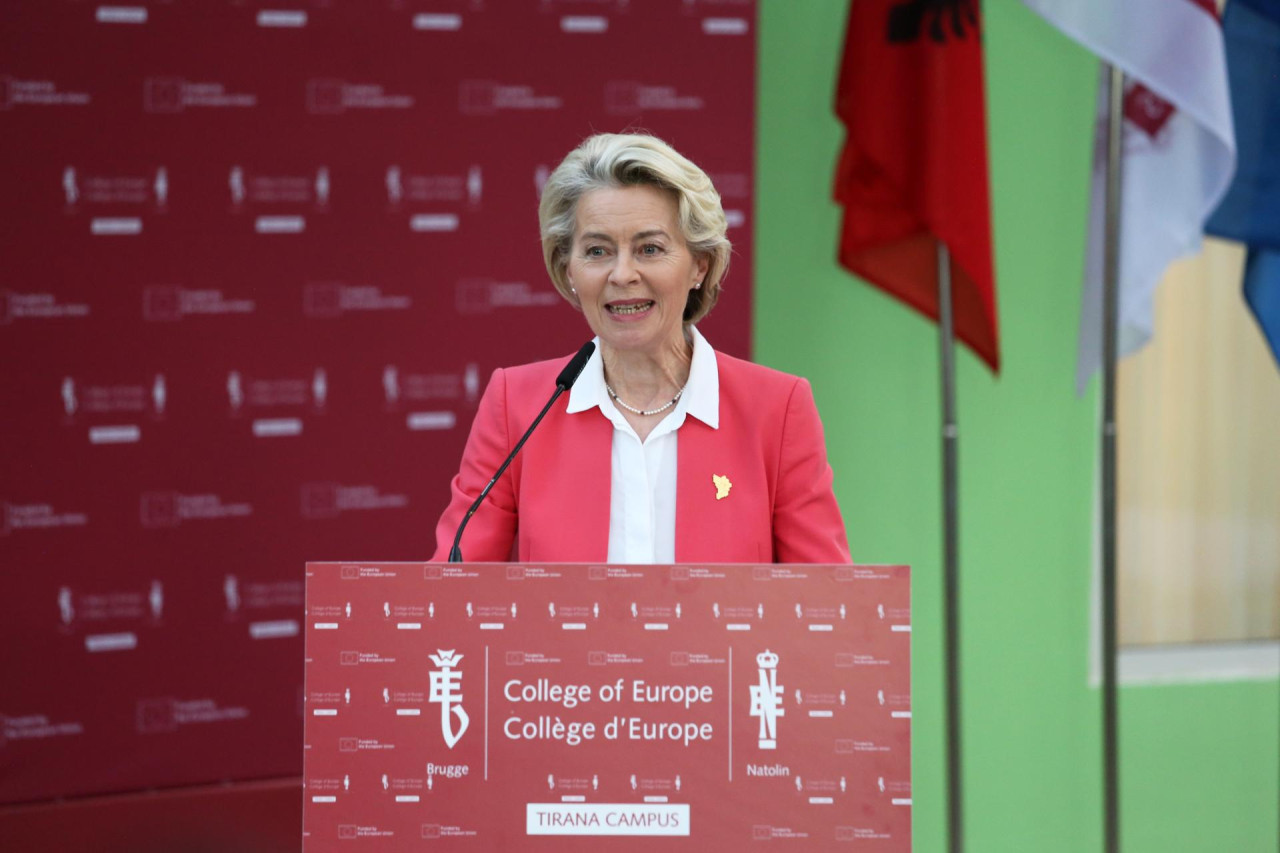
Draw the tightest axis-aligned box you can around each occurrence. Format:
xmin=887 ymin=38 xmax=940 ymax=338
xmin=676 ymin=417 xmax=747 ymax=562
xmin=550 ymin=408 xmax=612 ymax=562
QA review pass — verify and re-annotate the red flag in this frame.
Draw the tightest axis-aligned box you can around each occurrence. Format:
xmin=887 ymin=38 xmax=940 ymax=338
xmin=834 ymin=0 xmax=999 ymax=372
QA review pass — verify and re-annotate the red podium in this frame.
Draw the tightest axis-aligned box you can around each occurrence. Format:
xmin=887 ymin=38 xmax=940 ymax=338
xmin=303 ymin=562 xmax=911 ymax=851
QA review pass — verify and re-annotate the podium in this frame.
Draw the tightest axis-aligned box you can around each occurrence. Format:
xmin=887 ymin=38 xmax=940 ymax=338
xmin=302 ymin=562 xmax=911 ymax=851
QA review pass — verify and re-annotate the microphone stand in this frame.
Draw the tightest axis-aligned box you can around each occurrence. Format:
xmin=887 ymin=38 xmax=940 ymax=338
xmin=448 ymin=341 xmax=595 ymax=563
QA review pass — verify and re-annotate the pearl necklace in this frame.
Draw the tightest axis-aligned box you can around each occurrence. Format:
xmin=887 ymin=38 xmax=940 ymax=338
xmin=605 ymin=382 xmax=685 ymax=416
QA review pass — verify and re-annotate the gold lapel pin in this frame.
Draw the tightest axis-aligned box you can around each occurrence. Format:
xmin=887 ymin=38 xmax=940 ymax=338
xmin=712 ymin=474 xmax=732 ymax=500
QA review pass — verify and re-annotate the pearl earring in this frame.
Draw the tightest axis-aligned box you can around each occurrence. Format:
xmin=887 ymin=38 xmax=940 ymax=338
xmin=694 ymin=281 xmax=702 ymax=290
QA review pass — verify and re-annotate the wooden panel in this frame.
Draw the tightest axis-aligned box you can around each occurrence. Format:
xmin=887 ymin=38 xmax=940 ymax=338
xmin=1118 ymin=238 xmax=1280 ymax=645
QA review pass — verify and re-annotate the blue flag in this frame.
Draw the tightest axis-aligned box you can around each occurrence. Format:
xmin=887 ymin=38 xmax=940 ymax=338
xmin=1206 ymin=0 xmax=1280 ymax=368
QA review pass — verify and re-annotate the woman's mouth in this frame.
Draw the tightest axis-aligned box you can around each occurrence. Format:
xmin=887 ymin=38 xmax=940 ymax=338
xmin=606 ymin=300 xmax=655 ymax=315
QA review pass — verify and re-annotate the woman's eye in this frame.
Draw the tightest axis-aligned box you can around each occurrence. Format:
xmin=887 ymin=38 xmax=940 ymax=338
xmin=640 ymin=244 xmax=663 ymax=256
xmin=585 ymin=246 xmax=606 ymax=257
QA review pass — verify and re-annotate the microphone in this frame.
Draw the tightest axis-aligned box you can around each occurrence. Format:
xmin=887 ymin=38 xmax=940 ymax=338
xmin=448 ymin=341 xmax=595 ymax=563
xmin=555 ymin=340 xmax=595 ymax=390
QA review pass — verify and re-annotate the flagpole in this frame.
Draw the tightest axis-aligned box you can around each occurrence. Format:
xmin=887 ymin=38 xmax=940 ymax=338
xmin=1101 ymin=63 xmax=1125 ymax=853
xmin=937 ymin=241 xmax=963 ymax=853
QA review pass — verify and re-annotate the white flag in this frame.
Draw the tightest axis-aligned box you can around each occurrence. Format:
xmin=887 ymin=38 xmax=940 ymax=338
xmin=1022 ymin=0 xmax=1235 ymax=392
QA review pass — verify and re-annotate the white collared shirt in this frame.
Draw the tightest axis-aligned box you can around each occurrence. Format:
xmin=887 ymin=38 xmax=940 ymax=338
xmin=566 ymin=327 xmax=720 ymax=564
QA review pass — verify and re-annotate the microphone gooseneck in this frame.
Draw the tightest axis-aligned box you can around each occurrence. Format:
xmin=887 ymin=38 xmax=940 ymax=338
xmin=448 ymin=341 xmax=596 ymax=563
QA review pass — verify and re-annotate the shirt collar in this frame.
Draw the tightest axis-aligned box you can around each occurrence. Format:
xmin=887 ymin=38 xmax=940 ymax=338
xmin=566 ymin=326 xmax=720 ymax=430
xmin=683 ymin=326 xmax=719 ymax=429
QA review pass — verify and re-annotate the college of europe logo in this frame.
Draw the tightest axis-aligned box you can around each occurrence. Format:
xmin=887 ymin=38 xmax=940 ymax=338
xmin=428 ymin=649 xmax=469 ymax=749
xmin=749 ymin=649 xmax=784 ymax=749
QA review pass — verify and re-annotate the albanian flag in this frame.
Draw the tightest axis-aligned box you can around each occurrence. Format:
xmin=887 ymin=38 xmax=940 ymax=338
xmin=834 ymin=0 xmax=999 ymax=373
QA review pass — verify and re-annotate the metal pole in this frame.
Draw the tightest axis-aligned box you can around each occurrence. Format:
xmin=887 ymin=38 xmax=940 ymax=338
xmin=938 ymin=241 xmax=962 ymax=853
xmin=1101 ymin=63 xmax=1125 ymax=853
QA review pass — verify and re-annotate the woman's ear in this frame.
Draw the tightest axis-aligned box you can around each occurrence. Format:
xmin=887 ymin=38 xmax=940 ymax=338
xmin=694 ymin=254 xmax=710 ymax=287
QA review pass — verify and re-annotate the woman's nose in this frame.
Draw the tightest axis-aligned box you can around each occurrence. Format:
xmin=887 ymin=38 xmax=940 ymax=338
xmin=609 ymin=253 xmax=639 ymax=285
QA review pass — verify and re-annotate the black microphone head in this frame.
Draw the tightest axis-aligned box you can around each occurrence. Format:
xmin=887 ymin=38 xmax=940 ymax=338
xmin=555 ymin=341 xmax=596 ymax=390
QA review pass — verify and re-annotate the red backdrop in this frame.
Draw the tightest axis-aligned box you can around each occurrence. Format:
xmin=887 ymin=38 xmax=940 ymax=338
xmin=0 ymin=0 xmax=756 ymax=809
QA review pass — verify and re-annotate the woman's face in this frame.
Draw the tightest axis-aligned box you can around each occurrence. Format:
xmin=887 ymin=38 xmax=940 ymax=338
xmin=566 ymin=184 xmax=708 ymax=356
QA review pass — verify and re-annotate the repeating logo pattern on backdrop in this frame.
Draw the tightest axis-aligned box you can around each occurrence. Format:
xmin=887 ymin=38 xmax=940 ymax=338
xmin=0 ymin=2 xmax=757 ymax=808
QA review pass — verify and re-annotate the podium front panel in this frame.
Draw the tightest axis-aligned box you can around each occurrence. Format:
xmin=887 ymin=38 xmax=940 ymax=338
xmin=303 ymin=562 xmax=910 ymax=851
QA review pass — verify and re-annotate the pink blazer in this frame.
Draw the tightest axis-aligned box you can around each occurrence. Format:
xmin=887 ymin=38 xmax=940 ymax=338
xmin=431 ymin=349 xmax=851 ymax=564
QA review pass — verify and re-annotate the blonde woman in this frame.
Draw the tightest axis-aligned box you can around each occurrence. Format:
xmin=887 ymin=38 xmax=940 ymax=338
xmin=433 ymin=133 xmax=849 ymax=564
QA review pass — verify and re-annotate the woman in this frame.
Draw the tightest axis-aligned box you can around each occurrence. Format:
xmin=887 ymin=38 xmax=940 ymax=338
xmin=432 ymin=133 xmax=849 ymax=564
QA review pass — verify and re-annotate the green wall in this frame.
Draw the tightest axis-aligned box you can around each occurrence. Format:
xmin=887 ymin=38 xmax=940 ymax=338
xmin=754 ymin=2 xmax=1279 ymax=850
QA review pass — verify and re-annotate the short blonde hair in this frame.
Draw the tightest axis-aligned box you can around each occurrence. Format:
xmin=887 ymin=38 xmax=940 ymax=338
xmin=538 ymin=133 xmax=731 ymax=325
